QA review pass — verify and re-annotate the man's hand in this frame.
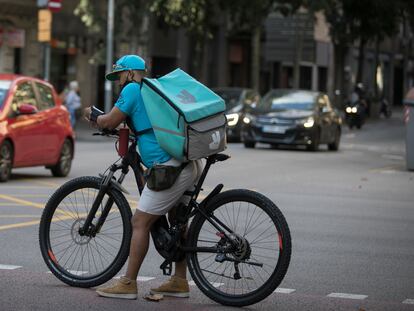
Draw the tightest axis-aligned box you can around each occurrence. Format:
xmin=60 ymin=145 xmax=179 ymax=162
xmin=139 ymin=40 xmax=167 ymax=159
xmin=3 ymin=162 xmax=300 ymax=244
xmin=83 ymin=107 xmax=92 ymax=122
xmin=83 ymin=106 xmax=98 ymax=128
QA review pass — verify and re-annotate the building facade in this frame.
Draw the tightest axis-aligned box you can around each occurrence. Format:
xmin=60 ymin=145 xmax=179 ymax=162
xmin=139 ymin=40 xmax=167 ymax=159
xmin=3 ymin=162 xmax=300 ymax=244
xmin=1 ymin=1 xmax=412 ymax=114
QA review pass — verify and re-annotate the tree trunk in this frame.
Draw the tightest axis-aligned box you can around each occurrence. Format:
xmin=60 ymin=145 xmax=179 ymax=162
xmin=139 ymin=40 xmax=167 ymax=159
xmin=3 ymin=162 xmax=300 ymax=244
xmin=356 ymin=38 xmax=366 ymax=84
xmin=190 ymin=35 xmax=205 ymax=81
xmin=200 ymin=36 xmax=210 ymax=84
xmin=333 ymin=43 xmax=346 ymax=108
xmin=251 ymin=25 xmax=261 ymax=92
xmin=293 ymin=16 xmax=304 ymax=89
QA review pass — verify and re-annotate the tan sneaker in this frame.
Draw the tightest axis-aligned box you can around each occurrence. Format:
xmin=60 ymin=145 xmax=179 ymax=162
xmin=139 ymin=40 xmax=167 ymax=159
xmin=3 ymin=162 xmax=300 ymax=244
xmin=96 ymin=276 xmax=137 ymax=299
xmin=150 ymin=276 xmax=190 ymax=298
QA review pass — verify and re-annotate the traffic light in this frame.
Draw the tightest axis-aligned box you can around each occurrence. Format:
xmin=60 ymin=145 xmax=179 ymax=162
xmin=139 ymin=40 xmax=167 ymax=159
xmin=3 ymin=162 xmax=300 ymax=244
xmin=38 ymin=9 xmax=52 ymax=42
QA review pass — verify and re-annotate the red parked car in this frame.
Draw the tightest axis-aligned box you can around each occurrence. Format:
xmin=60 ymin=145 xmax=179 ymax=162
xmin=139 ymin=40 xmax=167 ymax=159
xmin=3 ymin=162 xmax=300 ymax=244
xmin=0 ymin=74 xmax=74 ymax=182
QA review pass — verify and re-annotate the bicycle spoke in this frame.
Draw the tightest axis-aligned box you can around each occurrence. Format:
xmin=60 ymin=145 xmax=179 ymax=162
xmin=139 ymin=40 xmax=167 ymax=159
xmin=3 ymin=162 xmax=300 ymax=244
xmin=45 ymin=184 xmax=127 ymax=279
xmin=194 ymin=198 xmax=282 ymax=298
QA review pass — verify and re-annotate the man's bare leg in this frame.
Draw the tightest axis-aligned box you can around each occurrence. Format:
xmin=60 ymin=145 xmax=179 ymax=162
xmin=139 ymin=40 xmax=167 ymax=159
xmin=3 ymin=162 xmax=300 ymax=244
xmin=125 ymin=210 xmax=160 ymax=280
xmin=167 ymin=208 xmax=188 ymax=279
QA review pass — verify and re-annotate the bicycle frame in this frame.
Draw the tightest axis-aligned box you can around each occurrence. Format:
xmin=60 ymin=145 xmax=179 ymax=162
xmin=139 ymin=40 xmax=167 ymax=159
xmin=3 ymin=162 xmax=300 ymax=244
xmin=78 ymin=134 xmax=257 ymax=269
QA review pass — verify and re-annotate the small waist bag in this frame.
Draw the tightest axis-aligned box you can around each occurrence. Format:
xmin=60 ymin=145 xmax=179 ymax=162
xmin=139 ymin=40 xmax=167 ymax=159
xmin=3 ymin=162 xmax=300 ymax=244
xmin=145 ymin=163 xmax=188 ymax=191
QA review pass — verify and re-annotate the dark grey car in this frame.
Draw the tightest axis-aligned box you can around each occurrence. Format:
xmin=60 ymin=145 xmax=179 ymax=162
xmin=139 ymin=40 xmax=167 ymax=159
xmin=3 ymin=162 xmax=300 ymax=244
xmin=213 ymin=87 xmax=260 ymax=142
xmin=241 ymin=89 xmax=342 ymax=151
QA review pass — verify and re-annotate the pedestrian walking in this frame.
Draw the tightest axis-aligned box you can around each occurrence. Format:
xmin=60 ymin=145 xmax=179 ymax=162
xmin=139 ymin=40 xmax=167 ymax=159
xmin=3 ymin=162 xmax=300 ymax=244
xmin=65 ymin=81 xmax=81 ymax=129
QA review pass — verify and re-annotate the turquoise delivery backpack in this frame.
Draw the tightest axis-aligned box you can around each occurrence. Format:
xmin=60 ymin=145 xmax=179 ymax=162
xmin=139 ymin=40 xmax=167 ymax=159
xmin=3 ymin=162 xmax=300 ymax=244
xmin=141 ymin=68 xmax=227 ymax=161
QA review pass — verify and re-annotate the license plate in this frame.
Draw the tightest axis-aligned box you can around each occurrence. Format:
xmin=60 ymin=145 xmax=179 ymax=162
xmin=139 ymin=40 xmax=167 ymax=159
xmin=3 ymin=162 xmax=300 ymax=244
xmin=262 ymin=125 xmax=288 ymax=134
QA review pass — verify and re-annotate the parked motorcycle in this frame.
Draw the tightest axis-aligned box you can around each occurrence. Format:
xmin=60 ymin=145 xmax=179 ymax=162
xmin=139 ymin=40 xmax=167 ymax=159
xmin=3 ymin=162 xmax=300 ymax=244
xmin=345 ymin=101 xmax=366 ymax=129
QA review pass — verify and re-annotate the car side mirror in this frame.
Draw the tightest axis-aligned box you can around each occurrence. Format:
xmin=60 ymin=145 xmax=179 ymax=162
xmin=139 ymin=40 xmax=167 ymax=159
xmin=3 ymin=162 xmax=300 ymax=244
xmin=17 ymin=104 xmax=38 ymax=115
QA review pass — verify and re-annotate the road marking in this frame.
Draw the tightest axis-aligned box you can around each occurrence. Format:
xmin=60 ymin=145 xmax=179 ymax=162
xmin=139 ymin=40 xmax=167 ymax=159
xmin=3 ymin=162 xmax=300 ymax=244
xmin=0 ymin=194 xmax=68 ymax=216
xmin=0 ymin=220 xmax=41 ymax=231
xmin=0 ymin=203 xmax=26 ymax=206
xmin=0 ymin=194 xmax=45 ymax=210
xmin=68 ymin=270 xmax=88 ymax=276
xmin=0 ymin=214 xmax=40 ymax=218
xmin=274 ymin=288 xmax=296 ymax=294
xmin=188 ymin=281 xmax=223 ymax=288
xmin=381 ymin=154 xmax=404 ymax=161
xmin=8 ymin=194 xmax=50 ymax=198
xmin=0 ymin=264 xmax=22 ymax=270
xmin=403 ymin=299 xmax=414 ymax=304
xmin=369 ymin=165 xmax=400 ymax=173
xmin=114 ymin=275 xmax=155 ymax=282
xmin=19 ymin=179 xmax=60 ymax=187
xmin=327 ymin=293 xmax=367 ymax=300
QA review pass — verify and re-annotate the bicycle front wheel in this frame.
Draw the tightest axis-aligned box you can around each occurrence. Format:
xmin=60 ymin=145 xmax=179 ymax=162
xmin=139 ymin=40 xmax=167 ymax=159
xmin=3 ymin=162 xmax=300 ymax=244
xmin=187 ymin=189 xmax=291 ymax=306
xmin=39 ymin=176 xmax=132 ymax=288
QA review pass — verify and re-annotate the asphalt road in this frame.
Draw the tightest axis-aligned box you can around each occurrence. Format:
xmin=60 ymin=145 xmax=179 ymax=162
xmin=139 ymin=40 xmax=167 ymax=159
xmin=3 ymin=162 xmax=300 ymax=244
xmin=0 ymin=110 xmax=413 ymax=311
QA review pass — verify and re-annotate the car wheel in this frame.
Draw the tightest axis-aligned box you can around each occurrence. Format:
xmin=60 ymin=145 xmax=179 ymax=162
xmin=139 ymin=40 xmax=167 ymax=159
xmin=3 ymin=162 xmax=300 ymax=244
xmin=244 ymin=141 xmax=256 ymax=149
xmin=0 ymin=140 xmax=13 ymax=182
xmin=50 ymin=139 xmax=73 ymax=177
xmin=328 ymin=128 xmax=341 ymax=151
xmin=306 ymin=130 xmax=320 ymax=151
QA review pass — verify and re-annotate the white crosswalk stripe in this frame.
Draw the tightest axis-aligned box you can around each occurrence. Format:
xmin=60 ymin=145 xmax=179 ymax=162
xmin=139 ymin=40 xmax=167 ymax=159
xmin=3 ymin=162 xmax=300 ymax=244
xmin=327 ymin=293 xmax=367 ymax=300
xmin=188 ymin=280 xmax=224 ymax=288
xmin=0 ymin=264 xmax=22 ymax=270
xmin=274 ymin=288 xmax=296 ymax=294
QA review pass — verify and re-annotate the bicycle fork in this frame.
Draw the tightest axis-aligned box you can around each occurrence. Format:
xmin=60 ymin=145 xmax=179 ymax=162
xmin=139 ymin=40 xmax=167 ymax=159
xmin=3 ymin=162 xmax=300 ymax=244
xmin=79 ymin=168 xmax=128 ymax=237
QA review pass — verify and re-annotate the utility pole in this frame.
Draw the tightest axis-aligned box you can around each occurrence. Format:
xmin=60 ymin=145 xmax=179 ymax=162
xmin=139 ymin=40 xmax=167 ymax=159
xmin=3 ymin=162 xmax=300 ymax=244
xmin=38 ymin=8 xmax=52 ymax=81
xmin=44 ymin=44 xmax=51 ymax=81
xmin=104 ymin=0 xmax=114 ymax=113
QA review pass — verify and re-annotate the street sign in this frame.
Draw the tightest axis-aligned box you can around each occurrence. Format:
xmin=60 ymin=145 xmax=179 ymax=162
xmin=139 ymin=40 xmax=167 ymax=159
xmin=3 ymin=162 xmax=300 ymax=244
xmin=38 ymin=9 xmax=52 ymax=42
xmin=48 ymin=0 xmax=62 ymax=13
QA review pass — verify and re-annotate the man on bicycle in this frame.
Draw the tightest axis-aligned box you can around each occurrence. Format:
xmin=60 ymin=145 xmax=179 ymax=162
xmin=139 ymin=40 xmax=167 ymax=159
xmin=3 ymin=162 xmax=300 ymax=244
xmin=84 ymin=54 xmax=202 ymax=299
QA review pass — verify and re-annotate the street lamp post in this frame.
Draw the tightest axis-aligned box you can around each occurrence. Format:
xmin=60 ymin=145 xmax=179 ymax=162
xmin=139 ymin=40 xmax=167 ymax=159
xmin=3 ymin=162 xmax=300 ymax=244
xmin=104 ymin=0 xmax=114 ymax=113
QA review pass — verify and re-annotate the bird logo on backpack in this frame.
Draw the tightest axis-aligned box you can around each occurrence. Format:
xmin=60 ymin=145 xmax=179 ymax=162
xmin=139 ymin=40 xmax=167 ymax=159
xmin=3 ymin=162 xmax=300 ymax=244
xmin=209 ymin=131 xmax=221 ymax=150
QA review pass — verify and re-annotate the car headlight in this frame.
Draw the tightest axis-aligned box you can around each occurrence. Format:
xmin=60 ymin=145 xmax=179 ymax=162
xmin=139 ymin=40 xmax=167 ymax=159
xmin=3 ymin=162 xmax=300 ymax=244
xmin=304 ymin=117 xmax=315 ymax=128
xmin=296 ymin=117 xmax=315 ymax=128
xmin=351 ymin=107 xmax=357 ymax=113
xmin=226 ymin=113 xmax=239 ymax=126
xmin=243 ymin=113 xmax=255 ymax=124
xmin=346 ymin=107 xmax=352 ymax=113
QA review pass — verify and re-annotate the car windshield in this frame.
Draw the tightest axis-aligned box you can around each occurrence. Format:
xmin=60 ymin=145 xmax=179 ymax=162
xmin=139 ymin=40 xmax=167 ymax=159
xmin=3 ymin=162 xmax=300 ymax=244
xmin=214 ymin=89 xmax=242 ymax=110
xmin=257 ymin=90 xmax=316 ymax=111
xmin=0 ymin=81 xmax=11 ymax=110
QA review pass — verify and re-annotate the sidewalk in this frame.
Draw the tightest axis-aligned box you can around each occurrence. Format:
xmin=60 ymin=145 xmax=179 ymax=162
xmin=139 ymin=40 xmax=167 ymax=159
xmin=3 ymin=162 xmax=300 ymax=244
xmin=73 ymin=119 xmax=109 ymax=142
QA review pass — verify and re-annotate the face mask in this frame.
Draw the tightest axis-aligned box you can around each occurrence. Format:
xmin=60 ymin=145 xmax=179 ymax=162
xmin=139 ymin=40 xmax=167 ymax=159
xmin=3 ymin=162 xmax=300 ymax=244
xmin=119 ymin=72 xmax=139 ymax=91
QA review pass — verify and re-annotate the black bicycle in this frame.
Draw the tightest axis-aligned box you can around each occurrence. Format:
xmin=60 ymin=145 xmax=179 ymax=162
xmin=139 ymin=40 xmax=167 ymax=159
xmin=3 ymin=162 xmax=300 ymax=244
xmin=39 ymin=128 xmax=291 ymax=307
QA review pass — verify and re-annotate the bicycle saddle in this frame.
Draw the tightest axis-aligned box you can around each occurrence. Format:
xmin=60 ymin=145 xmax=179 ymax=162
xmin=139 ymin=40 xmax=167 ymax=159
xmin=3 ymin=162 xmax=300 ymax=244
xmin=209 ymin=153 xmax=230 ymax=162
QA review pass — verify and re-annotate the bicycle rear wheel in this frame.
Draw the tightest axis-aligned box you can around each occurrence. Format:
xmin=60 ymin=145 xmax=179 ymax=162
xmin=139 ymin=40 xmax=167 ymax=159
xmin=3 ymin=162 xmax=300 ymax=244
xmin=39 ymin=176 xmax=132 ymax=288
xmin=187 ymin=189 xmax=291 ymax=306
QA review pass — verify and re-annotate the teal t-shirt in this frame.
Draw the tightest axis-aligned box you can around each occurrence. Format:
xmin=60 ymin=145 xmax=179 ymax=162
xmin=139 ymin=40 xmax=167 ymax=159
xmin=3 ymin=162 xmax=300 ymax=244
xmin=115 ymin=82 xmax=171 ymax=168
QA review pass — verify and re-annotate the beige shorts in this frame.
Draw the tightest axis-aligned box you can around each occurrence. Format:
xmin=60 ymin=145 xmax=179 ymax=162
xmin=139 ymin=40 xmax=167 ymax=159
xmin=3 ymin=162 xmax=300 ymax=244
xmin=137 ymin=158 xmax=203 ymax=215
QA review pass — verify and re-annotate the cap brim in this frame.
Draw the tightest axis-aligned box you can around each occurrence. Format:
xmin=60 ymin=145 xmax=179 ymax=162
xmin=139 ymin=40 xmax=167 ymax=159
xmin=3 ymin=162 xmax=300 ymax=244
xmin=105 ymin=70 xmax=122 ymax=81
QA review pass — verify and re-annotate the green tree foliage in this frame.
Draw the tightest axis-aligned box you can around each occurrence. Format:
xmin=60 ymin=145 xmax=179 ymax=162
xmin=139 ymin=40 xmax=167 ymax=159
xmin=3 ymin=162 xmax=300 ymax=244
xmin=308 ymin=0 xmax=401 ymax=104
xmin=149 ymin=0 xmax=220 ymax=80
xmin=74 ymin=0 xmax=149 ymax=64
xmin=222 ymin=0 xmax=301 ymax=91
